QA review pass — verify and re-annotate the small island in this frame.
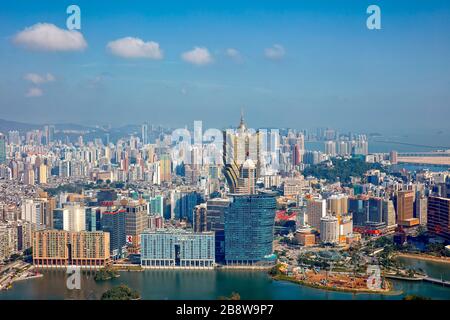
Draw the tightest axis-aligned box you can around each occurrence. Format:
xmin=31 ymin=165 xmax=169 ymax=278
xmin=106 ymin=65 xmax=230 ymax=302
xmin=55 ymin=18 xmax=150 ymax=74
xmin=270 ymin=263 xmax=394 ymax=295
xmin=94 ymin=267 xmax=120 ymax=281
xmin=100 ymin=284 xmax=140 ymax=300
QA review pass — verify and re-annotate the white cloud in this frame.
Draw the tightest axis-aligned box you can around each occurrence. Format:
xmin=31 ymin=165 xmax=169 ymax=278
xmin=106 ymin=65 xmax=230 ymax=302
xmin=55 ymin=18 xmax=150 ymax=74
xmin=26 ymin=87 xmax=43 ymax=97
xmin=225 ymin=48 xmax=242 ymax=62
xmin=24 ymin=73 xmax=55 ymax=85
xmin=107 ymin=37 xmax=163 ymax=59
xmin=181 ymin=47 xmax=213 ymax=66
xmin=13 ymin=23 xmax=87 ymax=51
xmin=264 ymin=44 xmax=285 ymax=60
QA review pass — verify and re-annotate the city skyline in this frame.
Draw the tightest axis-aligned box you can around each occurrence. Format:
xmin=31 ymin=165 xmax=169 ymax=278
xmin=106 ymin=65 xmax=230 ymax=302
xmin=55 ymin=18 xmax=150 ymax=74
xmin=1 ymin=0 xmax=449 ymax=305
xmin=1 ymin=1 xmax=450 ymax=133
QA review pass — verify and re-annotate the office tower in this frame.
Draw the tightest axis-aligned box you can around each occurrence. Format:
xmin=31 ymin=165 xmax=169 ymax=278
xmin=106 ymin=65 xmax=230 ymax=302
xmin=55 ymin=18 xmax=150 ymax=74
xmin=159 ymin=154 xmax=172 ymax=183
xmin=306 ymin=198 xmax=327 ymax=230
xmin=101 ymin=208 xmax=126 ymax=259
xmin=327 ymin=194 xmax=348 ymax=217
xmin=0 ymin=133 xmax=6 ymax=164
xmin=62 ymin=203 xmax=86 ymax=232
xmin=390 ymin=150 xmax=398 ymax=165
xmin=324 ymin=141 xmax=337 ymax=156
xmin=124 ymin=200 xmax=147 ymax=253
xmin=427 ymin=196 xmax=450 ymax=241
xmin=397 ymin=190 xmax=419 ymax=227
xmin=320 ymin=215 xmax=339 ymax=244
xmin=32 ymin=230 xmax=110 ymax=267
xmin=141 ymin=123 xmax=148 ymax=145
xmin=367 ymin=198 xmax=384 ymax=223
xmin=348 ymin=197 xmax=367 ymax=227
xmin=224 ymin=192 xmax=276 ymax=265
xmin=206 ymin=198 xmax=230 ymax=263
xmin=85 ymin=206 xmax=101 ymax=231
xmin=150 ymin=195 xmax=164 ymax=216
xmin=140 ymin=229 xmax=215 ymax=268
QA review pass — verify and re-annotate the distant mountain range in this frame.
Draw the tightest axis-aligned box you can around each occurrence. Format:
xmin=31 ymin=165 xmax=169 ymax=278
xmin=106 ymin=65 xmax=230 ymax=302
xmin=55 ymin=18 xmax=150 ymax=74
xmin=0 ymin=118 xmax=95 ymax=133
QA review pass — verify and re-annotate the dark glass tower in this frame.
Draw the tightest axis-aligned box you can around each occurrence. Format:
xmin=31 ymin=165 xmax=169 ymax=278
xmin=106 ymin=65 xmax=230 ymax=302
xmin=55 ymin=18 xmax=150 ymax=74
xmin=224 ymin=192 xmax=277 ymax=265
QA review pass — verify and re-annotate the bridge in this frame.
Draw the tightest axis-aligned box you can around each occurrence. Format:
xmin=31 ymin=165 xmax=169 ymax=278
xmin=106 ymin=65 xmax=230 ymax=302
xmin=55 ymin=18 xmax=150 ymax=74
xmin=423 ymin=277 xmax=450 ymax=287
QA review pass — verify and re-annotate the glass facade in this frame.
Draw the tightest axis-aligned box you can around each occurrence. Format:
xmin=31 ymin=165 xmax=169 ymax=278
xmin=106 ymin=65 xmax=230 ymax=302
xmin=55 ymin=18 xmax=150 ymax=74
xmin=101 ymin=209 xmax=126 ymax=259
xmin=141 ymin=229 xmax=215 ymax=268
xmin=224 ymin=192 xmax=276 ymax=265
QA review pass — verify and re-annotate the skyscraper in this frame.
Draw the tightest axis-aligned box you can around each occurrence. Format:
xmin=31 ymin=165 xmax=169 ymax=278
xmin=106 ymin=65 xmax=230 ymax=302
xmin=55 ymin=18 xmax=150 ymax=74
xmin=427 ymin=196 xmax=450 ymax=241
xmin=224 ymin=192 xmax=276 ymax=265
xmin=124 ymin=200 xmax=147 ymax=253
xmin=223 ymin=113 xmax=262 ymax=192
xmin=206 ymin=198 xmax=230 ymax=263
xmin=159 ymin=154 xmax=172 ymax=184
xmin=0 ymin=133 xmax=7 ymax=164
xmin=101 ymin=208 xmax=126 ymax=259
xmin=320 ymin=215 xmax=339 ymax=244
xmin=306 ymin=198 xmax=327 ymax=230
xmin=141 ymin=123 xmax=148 ymax=145
xmin=397 ymin=190 xmax=419 ymax=227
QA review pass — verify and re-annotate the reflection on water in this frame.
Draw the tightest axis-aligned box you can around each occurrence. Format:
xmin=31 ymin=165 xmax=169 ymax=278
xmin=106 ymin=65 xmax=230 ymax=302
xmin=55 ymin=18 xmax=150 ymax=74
xmin=1 ymin=264 xmax=449 ymax=300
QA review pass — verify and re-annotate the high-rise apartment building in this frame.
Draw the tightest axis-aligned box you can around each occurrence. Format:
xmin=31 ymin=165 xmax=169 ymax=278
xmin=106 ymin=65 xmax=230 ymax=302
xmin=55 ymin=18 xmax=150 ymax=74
xmin=320 ymin=215 xmax=339 ymax=244
xmin=306 ymin=198 xmax=327 ymax=230
xmin=32 ymin=230 xmax=110 ymax=267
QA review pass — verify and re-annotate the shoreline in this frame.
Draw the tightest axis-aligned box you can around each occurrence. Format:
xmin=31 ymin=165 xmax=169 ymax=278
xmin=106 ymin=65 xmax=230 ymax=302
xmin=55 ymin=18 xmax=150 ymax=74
xmin=272 ymin=274 xmax=401 ymax=296
xmin=395 ymin=253 xmax=450 ymax=264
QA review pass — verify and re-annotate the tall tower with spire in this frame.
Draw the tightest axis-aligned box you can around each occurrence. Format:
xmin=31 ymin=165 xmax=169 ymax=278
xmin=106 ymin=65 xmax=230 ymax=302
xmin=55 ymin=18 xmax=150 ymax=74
xmin=223 ymin=111 xmax=260 ymax=193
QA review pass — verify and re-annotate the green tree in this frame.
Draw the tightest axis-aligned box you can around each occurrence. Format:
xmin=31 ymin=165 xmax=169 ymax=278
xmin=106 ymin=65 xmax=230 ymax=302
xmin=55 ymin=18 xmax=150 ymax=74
xmin=100 ymin=284 xmax=140 ymax=300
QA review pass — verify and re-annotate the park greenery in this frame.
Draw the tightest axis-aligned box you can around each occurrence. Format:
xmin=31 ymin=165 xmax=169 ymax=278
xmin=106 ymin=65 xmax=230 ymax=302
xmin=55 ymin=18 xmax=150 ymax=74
xmin=100 ymin=284 xmax=140 ymax=300
xmin=302 ymin=157 xmax=385 ymax=184
xmin=94 ymin=267 xmax=119 ymax=281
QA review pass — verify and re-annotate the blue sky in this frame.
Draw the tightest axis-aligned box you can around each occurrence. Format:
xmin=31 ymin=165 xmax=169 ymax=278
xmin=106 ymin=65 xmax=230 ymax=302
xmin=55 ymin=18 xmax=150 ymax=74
xmin=0 ymin=0 xmax=449 ymax=133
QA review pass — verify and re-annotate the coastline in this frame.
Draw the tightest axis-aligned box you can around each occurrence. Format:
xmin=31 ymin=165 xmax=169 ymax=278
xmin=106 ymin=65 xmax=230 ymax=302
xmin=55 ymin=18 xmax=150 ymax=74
xmin=271 ymin=274 xmax=400 ymax=296
xmin=395 ymin=253 xmax=450 ymax=264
